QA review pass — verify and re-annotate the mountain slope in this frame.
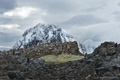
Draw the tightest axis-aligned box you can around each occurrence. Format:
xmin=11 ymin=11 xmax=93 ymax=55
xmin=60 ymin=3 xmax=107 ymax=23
xmin=13 ymin=23 xmax=83 ymax=52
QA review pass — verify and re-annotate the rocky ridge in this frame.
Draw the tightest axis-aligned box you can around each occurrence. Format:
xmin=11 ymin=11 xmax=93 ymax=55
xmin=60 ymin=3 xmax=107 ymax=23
xmin=0 ymin=42 xmax=120 ymax=80
xmin=9 ymin=41 xmax=82 ymax=58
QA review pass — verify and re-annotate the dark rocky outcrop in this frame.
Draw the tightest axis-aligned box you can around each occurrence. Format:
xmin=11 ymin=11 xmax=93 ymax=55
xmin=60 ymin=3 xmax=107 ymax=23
xmin=1 ymin=41 xmax=120 ymax=80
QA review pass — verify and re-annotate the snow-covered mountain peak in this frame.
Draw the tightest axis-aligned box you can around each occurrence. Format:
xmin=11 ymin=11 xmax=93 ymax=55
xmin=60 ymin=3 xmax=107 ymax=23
xmin=23 ymin=23 xmax=60 ymax=36
xmin=13 ymin=23 xmax=78 ymax=50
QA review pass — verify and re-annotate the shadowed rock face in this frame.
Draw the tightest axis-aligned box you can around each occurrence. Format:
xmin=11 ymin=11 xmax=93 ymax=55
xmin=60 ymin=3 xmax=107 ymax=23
xmin=1 ymin=41 xmax=120 ymax=80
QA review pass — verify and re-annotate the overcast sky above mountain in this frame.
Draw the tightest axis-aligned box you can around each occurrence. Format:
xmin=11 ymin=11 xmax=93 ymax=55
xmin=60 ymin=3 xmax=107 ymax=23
xmin=0 ymin=0 xmax=120 ymax=50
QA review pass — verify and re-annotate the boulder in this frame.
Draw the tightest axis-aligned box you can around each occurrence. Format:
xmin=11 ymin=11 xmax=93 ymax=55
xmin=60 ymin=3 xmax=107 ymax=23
xmin=107 ymin=47 xmax=116 ymax=56
xmin=7 ymin=71 xmax=25 ymax=80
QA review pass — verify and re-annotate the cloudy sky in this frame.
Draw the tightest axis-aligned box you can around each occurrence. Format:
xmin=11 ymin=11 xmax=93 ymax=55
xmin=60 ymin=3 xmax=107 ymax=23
xmin=0 ymin=0 xmax=120 ymax=50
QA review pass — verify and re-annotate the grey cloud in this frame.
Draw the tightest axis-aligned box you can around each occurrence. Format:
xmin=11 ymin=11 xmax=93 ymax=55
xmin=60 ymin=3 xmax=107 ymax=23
xmin=37 ymin=1 xmax=73 ymax=13
xmin=84 ymin=7 xmax=103 ymax=12
xmin=0 ymin=32 xmax=20 ymax=47
xmin=17 ymin=0 xmax=107 ymax=14
xmin=84 ymin=2 xmax=106 ymax=12
xmin=0 ymin=17 xmax=43 ymax=31
xmin=118 ymin=2 xmax=120 ymax=6
xmin=0 ymin=0 xmax=17 ymax=13
xmin=113 ymin=11 xmax=120 ymax=21
xmin=17 ymin=0 xmax=73 ymax=13
xmin=0 ymin=17 xmax=12 ymax=24
xmin=60 ymin=15 xmax=108 ymax=26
